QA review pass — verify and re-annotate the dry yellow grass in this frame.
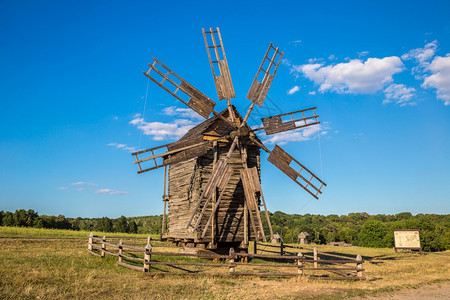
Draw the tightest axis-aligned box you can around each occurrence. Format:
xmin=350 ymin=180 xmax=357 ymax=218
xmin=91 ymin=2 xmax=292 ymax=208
xmin=0 ymin=227 xmax=449 ymax=299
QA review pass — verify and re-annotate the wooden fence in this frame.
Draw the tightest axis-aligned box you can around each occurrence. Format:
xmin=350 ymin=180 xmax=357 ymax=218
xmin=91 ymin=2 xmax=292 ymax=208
xmin=87 ymin=233 xmax=364 ymax=280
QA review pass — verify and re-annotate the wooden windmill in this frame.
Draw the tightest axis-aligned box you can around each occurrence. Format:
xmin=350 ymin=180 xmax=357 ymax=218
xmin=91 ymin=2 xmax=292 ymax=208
xmin=132 ymin=28 xmax=326 ymax=250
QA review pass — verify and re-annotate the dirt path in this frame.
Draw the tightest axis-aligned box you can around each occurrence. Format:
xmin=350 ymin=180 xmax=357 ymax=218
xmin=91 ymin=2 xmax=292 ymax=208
xmin=360 ymin=281 xmax=450 ymax=299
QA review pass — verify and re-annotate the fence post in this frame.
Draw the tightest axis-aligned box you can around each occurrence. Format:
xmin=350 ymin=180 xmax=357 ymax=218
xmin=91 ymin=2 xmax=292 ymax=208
xmin=356 ymin=254 xmax=363 ymax=278
xmin=313 ymin=247 xmax=318 ymax=269
xmin=144 ymin=236 xmax=152 ymax=273
xmin=280 ymin=241 xmax=284 ymax=256
xmin=101 ymin=236 xmax=106 ymax=257
xmin=88 ymin=232 xmax=93 ymax=251
xmin=229 ymin=248 xmax=235 ymax=275
xmin=254 ymin=241 xmax=257 ymax=254
xmin=297 ymin=252 xmax=304 ymax=276
xmin=118 ymin=239 xmax=123 ymax=263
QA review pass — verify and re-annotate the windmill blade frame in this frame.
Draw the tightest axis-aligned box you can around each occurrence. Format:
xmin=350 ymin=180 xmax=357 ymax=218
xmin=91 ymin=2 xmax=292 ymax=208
xmin=143 ymin=58 xmax=216 ymax=119
xmin=202 ymin=27 xmax=235 ymax=101
xmin=256 ymin=107 xmax=320 ymax=135
xmin=247 ymin=42 xmax=284 ymax=107
xmin=132 ymin=141 xmax=210 ymax=174
xmin=267 ymin=145 xmax=326 ymax=199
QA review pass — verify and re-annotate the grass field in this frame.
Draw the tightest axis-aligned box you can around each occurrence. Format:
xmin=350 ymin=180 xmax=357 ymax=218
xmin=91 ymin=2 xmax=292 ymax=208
xmin=0 ymin=226 xmax=449 ymax=299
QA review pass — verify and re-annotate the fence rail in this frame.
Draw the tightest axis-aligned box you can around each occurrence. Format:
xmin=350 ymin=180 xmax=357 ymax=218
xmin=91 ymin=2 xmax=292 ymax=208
xmin=87 ymin=233 xmax=364 ymax=280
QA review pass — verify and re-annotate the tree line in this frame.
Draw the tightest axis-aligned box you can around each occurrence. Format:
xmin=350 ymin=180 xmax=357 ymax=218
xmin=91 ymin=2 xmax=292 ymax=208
xmin=1 ymin=209 xmax=448 ymax=251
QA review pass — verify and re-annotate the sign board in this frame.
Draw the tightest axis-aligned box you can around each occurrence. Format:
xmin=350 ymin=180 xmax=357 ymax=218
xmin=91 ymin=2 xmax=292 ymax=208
xmin=393 ymin=229 xmax=421 ymax=252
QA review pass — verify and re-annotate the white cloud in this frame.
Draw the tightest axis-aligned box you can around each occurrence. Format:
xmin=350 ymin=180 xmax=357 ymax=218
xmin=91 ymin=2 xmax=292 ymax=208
xmin=76 ymin=187 xmax=85 ymax=191
xmin=107 ymin=142 xmax=137 ymax=153
xmin=130 ymin=117 xmax=196 ymax=141
xmin=295 ymin=56 xmax=404 ymax=94
xmin=262 ymin=123 xmax=328 ymax=145
xmin=162 ymin=106 xmax=203 ymax=120
xmin=328 ymin=54 xmax=336 ymax=60
xmin=422 ymin=54 xmax=450 ymax=105
xmin=383 ymin=83 xmax=416 ymax=106
xmin=402 ymin=40 xmax=438 ymax=64
xmin=95 ymin=189 xmax=128 ymax=195
xmin=57 ymin=186 xmax=68 ymax=190
xmin=130 ymin=106 xmax=203 ymax=141
xmin=309 ymin=91 xmax=316 ymax=95
xmin=287 ymin=85 xmax=300 ymax=95
xmin=402 ymin=40 xmax=438 ymax=78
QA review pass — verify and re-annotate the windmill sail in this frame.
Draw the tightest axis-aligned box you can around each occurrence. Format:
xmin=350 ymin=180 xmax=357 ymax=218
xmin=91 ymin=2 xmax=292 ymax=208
xmin=202 ymin=27 xmax=235 ymax=100
xmin=268 ymin=145 xmax=326 ymax=199
xmin=247 ymin=43 xmax=283 ymax=107
xmin=143 ymin=58 xmax=216 ymax=119
xmin=132 ymin=141 xmax=208 ymax=174
xmin=261 ymin=107 xmax=320 ymax=135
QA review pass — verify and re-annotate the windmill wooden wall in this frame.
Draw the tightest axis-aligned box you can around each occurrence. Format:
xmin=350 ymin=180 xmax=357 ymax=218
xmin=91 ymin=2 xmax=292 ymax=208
xmin=163 ymin=110 xmax=262 ymax=248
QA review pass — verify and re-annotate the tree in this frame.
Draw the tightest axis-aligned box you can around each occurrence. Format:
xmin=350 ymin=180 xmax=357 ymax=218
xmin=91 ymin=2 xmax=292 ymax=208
xmin=114 ymin=216 xmax=129 ymax=233
xmin=359 ymin=220 xmax=389 ymax=248
xmin=2 ymin=211 xmax=14 ymax=226
xmin=128 ymin=220 xmax=138 ymax=234
xmin=94 ymin=217 xmax=113 ymax=232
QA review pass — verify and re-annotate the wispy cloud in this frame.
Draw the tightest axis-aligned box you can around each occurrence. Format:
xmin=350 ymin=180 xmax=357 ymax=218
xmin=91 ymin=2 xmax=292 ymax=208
xmin=287 ymin=85 xmax=300 ymax=95
xmin=57 ymin=186 xmax=68 ymax=190
xmin=107 ymin=142 xmax=137 ymax=153
xmin=293 ymin=56 xmax=404 ymax=94
xmin=383 ymin=83 xmax=416 ymax=106
xmin=95 ymin=189 xmax=128 ymax=195
xmin=71 ymin=181 xmax=97 ymax=186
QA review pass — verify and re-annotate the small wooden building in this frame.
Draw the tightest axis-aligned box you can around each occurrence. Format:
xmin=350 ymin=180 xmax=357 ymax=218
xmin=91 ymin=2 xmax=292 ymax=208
xmin=298 ymin=232 xmax=310 ymax=244
xmin=271 ymin=233 xmax=283 ymax=243
xmin=162 ymin=107 xmax=263 ymax=250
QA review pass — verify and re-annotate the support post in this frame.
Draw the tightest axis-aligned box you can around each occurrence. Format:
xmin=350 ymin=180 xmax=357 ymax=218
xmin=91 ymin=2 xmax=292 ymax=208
xmin=101 ymin=236 xmax=106 ymax=257
xmin=161 ymin=165 xmax=168 ymax=238
xmin=243 ymin=199 xmax=248 ymax=246
xmin=313 ymin=247 xmax=318 ymax=269
xmin=118 ymin=239 xmax=123 ymax=263
xmin=280 ymin=241 xmax=284 ymax=256
xmin=229 ymin=248 xmax=235 ymax=274
xmin=356 ymin=254 xmax=363 ymax=278
xmin=144 ymin=236 xmax=152 ymax=273
xmin=297 ymin=252 xmax=304 ymax=276
xmin=88 ymin=232 xmax=93 ymax=251
xmin=253 ymin=241 xmax=257 ymax=254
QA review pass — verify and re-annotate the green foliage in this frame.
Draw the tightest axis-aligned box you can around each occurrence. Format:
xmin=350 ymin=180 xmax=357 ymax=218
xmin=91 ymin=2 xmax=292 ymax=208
xmin=0 ymin=209 xmax=448 ymax=251
xmin=359 ymin=220 xmax=389 ymax=247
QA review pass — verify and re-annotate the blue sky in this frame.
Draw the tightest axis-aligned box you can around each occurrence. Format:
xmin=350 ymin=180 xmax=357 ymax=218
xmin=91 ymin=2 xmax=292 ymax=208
xmin=1 ymin=0 xmax=449 ymax=218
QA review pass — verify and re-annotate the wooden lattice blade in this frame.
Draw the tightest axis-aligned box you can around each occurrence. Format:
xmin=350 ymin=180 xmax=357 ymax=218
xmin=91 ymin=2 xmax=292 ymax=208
xmin=247 ymin=43 xmax=283 ymax=107
xmin=267 ymin=145 xmax=326 ymax=199
xmin=261 ymin=107 xmax=320 ymax=135
xmin=143 ymin=58 xmax=216 ymax=119
xmin=132 ymin=142 xmax=208 ymax=174
xmin=202 ymin=27 xmax=235 ymax=100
